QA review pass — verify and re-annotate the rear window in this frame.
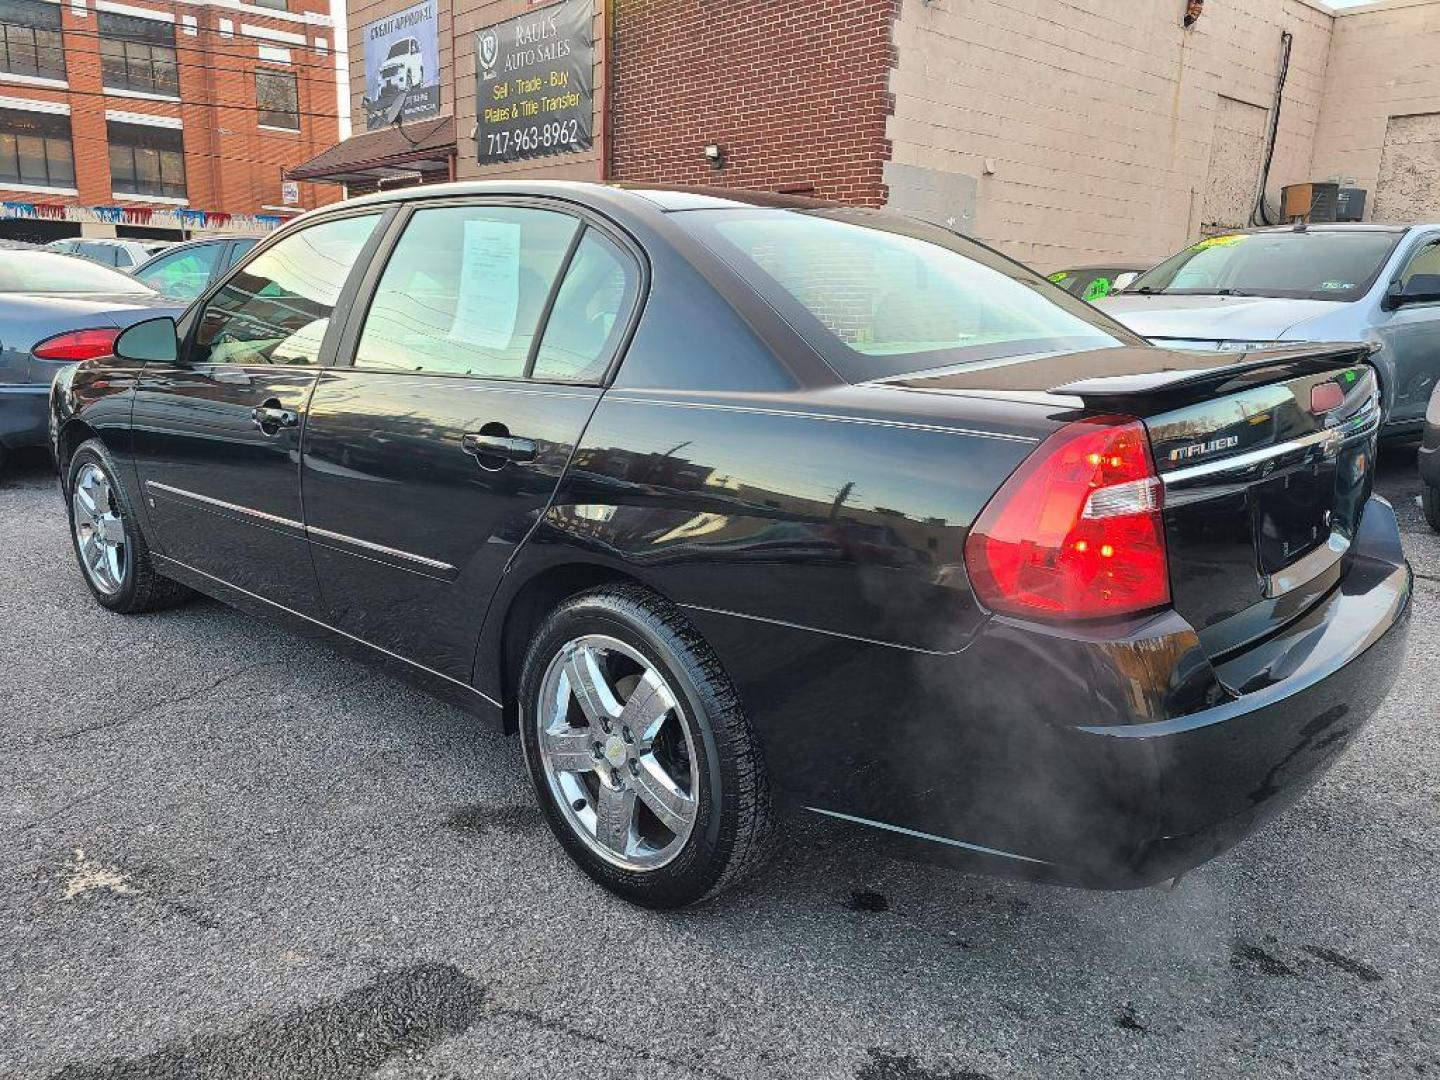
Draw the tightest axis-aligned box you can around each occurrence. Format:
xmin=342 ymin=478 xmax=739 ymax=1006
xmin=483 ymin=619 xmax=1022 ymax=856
xmin=678 ymin=208 xmax=1134 ymax=381
xmin=1127 ymin=230 xmax=1402 ymax=301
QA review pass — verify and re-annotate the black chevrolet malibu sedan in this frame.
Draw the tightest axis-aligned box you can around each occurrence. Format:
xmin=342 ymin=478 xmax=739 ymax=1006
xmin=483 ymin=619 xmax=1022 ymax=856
xmin=50 ymin=182 xmax=1410 ymax=908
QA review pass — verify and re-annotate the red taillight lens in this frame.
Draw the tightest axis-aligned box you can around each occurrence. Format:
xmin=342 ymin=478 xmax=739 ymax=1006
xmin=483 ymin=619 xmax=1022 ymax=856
xmin=31 ymin=327 xmax=121 ymax=362
xmin=963 ymin=416 xmax=1170 ymax=621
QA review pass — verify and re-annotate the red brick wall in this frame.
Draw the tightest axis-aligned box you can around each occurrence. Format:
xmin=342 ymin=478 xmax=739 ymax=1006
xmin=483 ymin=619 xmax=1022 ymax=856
xmin=609 ymin=0 xmax=896 ymax=205
xmin=0 ymin=0 xmax=341 ymax=218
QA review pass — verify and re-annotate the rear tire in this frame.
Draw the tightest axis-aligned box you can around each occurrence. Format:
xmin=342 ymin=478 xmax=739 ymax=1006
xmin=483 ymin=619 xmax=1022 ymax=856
xmin=518 ymin=584 xmax=774 ymax=908
xmin=1424 ymin=483 xmax=1440 ymax=533
xmin=66 ymin=439 xmax=192 ymax=613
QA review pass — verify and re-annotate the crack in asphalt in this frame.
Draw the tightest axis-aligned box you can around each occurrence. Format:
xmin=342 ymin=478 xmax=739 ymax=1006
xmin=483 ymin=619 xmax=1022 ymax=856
xmin=37 ymin=660 xmax=291 ymax=744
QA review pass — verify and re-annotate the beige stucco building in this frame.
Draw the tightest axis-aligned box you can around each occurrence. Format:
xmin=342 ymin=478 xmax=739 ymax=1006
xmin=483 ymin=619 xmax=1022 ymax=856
xmin=294 ymin=0 xmax=1440 ymax=273
xmin=887 ymin=0 xmax=1440 ymax=270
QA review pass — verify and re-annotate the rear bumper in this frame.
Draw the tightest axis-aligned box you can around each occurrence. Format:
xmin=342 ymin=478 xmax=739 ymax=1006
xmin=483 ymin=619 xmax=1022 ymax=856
xmin=0 ymin=383 xmax=49 ymax=450
xmin=1077 ymin=498 xmax=1410 ymax=886
xmin=692 ymin=495 xmax=1410 ymax=889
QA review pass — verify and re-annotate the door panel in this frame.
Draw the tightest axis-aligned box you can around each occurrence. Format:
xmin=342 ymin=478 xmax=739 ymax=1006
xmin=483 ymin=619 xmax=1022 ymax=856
xmin=1377 ymin=235 xmax=1440 ymax=425
xmin=132 ymin=212 xmax=384 ymax=610
xmin=299 ymin=200 xmax=642 ymax=682
xmin=302 ymin=373 xmax=599 ymax=680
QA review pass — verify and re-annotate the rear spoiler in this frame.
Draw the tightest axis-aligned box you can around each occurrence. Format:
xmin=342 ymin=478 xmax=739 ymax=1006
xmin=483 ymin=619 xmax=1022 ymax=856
xmin=1051 ymin=342 xmax=1375 ymax=411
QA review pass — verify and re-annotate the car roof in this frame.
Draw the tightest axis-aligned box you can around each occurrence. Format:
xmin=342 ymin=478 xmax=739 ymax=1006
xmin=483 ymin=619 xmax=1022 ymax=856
xmin=1235 ymin=223 xmax=1423 ymax=235
xmin=330 ymin=179 xmax=847 ymax=216
xmin=1060 ymin=263 xmax=1151 ymax=272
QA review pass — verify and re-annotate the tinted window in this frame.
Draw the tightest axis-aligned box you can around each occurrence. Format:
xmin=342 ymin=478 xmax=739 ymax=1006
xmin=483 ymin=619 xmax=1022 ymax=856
xmin=193 ymin=214 xmax=379 ymax=366
xmin=0 ymin=250 xmax=151 ymax=293
xmin=354 ymin=205 xmax=579 ymax=378
xmin=108 ymin=121 xmax=185 ymax=200
xmin=0 ymin=0 xmax=65 ymax=81
xmin=532 ymin=230 xmax=637 ymax=382
xmin=97 ymin=12 xmax=178 ymax=97
xmin=681 ymin=207 xmax=1132 ymax=381
xmin=137 ymin=242 xmax=224 ymax=300
xmin=1127 ymin=231 xmax=1401 ymax=302
xmin=227 ymin=238 xmax=259 ymax=266
xmin=1400 ymin=239 xmax=1440 ymax=285
xmin=77 ymin=242 xmax=118 ymax=267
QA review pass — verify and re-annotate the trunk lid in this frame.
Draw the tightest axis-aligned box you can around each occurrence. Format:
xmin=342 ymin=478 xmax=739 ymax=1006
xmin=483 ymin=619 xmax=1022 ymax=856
xmin=885 ymin=342 xmax=1380 ymax=660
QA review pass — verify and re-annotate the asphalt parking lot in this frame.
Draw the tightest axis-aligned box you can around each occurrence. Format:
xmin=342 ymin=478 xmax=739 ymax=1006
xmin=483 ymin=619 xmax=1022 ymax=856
xmin=2 ymin=445 xmax=1438 ymax=1080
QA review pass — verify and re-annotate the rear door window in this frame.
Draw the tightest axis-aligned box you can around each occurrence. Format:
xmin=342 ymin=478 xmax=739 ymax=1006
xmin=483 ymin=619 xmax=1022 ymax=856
xmin=353 ymin=204 xmax=580 ymax=378
xmin=531 ymin=229 xmax=638 ymax=382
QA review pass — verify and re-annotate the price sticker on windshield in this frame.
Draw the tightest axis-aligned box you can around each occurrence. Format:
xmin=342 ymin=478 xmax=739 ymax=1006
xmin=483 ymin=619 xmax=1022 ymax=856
xmin=1190 ymin=234 xmax=1247 ymax=251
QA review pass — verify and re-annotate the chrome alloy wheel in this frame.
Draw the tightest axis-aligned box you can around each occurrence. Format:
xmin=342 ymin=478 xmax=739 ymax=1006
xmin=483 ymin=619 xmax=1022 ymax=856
xmin=72 ymin=462 xmax=127 ymax=596
xmin=536 ymin=634 xmax=699 ymax=870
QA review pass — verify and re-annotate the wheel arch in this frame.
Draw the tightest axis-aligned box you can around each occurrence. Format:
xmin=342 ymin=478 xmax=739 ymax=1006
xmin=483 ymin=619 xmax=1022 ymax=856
xmin=489 ymin=560 xmax=655 ymax=734
xmin=56 ymin=418 xmax=102 ymax=486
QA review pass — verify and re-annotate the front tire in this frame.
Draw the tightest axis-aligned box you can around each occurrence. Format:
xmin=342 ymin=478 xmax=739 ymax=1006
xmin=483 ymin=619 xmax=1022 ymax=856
xmin=66 ymin=439 xmax=191 ymax=613
xmin=518 ymin=585 xmax=773 ymax=908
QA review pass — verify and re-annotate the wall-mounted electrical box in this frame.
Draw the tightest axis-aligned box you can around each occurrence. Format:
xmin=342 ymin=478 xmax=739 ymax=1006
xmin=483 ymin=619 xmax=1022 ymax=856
xmin=1281 ymin=182 xmax=1340 ymax=222
xmin=1335 ymin=187 xmax=1368 ymax=222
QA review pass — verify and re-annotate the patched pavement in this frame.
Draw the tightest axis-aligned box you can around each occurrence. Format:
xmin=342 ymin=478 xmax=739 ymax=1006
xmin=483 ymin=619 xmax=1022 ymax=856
xmin=2 ymin=445 xmax=1438 ymax=1079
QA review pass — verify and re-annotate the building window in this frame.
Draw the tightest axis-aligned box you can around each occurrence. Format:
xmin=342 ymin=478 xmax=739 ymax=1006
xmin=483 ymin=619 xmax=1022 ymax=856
xmin=98 ymin=12 xmax=179 ymax=98
xmin=0 ymin=108 xmax=74 ymax=189
xmin=256 ymin=70 xmax=300 ymax=130
xmin=108 ymin=120 xmax=185 ymax=199
xmin=0 ymin=0 xmax=66 ymax=82
xmin=248 ymin=0 xmax=288 ymax=9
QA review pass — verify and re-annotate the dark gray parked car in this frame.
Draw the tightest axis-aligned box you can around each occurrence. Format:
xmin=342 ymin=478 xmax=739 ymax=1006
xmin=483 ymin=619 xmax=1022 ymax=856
xmin=0 ymin=249 xmax=181 ymax=473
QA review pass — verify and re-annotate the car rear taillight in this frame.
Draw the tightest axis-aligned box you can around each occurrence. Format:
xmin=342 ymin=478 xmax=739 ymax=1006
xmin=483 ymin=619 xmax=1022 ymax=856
xmin=31 ymin=327 xmax=121 ymax=362
xmin=963 ymin=416 xmax=1169 ymax=621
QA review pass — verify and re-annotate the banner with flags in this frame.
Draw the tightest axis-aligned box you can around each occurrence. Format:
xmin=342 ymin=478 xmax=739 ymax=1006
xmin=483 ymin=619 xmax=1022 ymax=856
xmin=0 ymin=201 xmax=286 ymax=232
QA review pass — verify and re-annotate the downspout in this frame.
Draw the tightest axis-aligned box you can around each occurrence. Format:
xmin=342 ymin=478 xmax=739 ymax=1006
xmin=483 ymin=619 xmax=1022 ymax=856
xmin=1251 ymin=30 xmax=1293 ymax=227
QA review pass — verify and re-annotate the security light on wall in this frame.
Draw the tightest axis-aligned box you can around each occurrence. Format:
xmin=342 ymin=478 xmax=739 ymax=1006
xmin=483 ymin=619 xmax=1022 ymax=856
xmin=704 ymin=144 xmax=726 ymax=169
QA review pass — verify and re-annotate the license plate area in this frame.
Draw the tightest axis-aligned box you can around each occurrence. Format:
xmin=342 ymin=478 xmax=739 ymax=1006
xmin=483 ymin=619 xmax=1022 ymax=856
xmin=1251 ymin=458 xmax=1339 ymax=577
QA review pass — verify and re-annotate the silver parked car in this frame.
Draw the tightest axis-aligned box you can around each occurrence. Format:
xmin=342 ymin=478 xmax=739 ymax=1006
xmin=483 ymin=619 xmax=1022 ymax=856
xmin=1096 ymin=224 xmax=1440 ymax=435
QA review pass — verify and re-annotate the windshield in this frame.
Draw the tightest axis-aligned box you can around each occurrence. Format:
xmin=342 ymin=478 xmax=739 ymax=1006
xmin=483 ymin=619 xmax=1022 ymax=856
xmin=0 ymin=251 xmax=153 ymax=294
xmin=1127 ymin=230 xmax=1401 ymax=302
xmin=679 ymin=208 xmax=1138 ymax=381
xmin=387 ymin=40 xmax=411 ymax=59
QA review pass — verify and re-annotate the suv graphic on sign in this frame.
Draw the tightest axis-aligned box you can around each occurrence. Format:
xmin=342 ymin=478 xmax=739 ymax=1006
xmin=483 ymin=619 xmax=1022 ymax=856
xmin=377 ymin=37 xmax=424 ymax=93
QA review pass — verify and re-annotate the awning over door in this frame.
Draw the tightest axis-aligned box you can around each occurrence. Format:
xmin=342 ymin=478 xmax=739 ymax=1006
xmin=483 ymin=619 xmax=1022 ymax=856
xmin=286 ymin=117 xmax=456 ymax=186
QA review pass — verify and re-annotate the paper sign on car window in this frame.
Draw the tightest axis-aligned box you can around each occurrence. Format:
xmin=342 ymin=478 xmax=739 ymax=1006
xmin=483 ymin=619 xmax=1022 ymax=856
xmin=451 ymin=219 xmax=521 ymax=349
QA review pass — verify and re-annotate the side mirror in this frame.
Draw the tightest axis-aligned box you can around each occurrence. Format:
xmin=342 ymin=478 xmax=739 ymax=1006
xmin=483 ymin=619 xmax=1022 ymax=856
xmin=114 ymin=316 xmax=179 ymax=364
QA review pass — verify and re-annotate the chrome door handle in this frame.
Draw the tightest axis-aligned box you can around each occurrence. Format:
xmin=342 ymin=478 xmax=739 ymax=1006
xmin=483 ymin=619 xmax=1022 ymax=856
xmin=251 ymin=405 xmax=298 ymax=430
xmin=461 ymin=432 xmax=537 ymax=462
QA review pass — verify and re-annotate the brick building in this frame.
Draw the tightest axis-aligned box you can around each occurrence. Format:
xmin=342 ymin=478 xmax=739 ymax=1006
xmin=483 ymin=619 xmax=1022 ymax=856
xmin=295 ymin=0 xmax=1440 ymax=270
xmin=0 ymin=0 xmax=348 ymax=243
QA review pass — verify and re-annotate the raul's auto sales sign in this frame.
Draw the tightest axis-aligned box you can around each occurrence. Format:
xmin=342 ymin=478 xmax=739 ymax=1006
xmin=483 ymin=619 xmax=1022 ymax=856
xmin=475 ymin=0 xmax=593 ymax=164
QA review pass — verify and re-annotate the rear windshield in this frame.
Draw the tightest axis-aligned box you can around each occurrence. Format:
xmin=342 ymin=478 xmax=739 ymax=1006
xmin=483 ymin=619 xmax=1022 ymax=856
xmin=676 ymin=207 xmax=1137 ymax=382
xmin=1127 ymin=230 xmax=1402 ymax=302
xmin=0 ymin=251 xmax=152 ymax=294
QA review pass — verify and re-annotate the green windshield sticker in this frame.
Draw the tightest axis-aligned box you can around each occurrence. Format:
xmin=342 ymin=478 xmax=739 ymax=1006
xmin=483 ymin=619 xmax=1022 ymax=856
xmin=1082 ymin=277 xmax=1113 ymax=301
xmin=1190 ymin=234 xmax=1247 ymax=251
xmin=1047 ymin=271 xmax=1070 ymax=283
